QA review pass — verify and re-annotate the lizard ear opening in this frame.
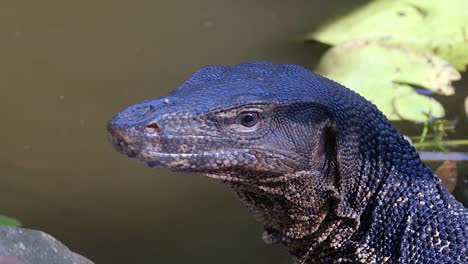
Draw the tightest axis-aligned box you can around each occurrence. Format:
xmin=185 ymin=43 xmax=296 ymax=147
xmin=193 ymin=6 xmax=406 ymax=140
xmin=313 ymin=124 xmax=338 ymax=179
xmin=302 ymin=106 xmax=361 ymax=228
xmin=322 ymin=125 xmax=338 ymax=174
xmin=331 ymin=121 xmax=362 ymax=229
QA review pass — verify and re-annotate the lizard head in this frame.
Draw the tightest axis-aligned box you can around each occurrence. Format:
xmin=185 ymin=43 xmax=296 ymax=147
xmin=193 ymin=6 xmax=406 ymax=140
xmin=108 ymin=61 xmax=430 ymax=261
xmin=108 ymin=61 xmax=337 ymax=183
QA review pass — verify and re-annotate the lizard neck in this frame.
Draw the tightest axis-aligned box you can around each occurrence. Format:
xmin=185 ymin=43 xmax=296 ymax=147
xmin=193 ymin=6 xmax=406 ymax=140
xmin=225 ymin=157 xmax=425 ymax=263
xmin=227 ymin=170 xmax=360 ymax=262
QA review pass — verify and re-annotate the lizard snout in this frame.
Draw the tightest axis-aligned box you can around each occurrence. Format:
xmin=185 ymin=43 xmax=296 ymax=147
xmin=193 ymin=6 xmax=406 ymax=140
xmin=107 ymin=123 xmax=142 ymax=158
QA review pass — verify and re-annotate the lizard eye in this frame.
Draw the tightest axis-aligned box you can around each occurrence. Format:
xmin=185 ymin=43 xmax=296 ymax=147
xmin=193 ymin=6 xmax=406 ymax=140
xmin=239 ymin=112 xmax=259 ymax=127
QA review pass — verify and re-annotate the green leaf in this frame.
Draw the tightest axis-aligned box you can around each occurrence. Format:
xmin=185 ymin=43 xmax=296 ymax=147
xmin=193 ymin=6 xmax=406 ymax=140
xmin=307 ymin=0 xmax=468 ymax=71
xmin=316 ymin=40 xmax=459 ymax=121
xmin=0 ymin=215 xmax=22 ymax=227
xmin=392 ymin=91 xmax=445 ymax=121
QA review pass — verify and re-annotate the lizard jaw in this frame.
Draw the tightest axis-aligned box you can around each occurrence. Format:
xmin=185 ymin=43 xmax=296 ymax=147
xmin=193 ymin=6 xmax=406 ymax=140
xmin=137 ymin=148 xmax=298 ymax=175
xmin=107 ymin=111 xmax=301 ymax=177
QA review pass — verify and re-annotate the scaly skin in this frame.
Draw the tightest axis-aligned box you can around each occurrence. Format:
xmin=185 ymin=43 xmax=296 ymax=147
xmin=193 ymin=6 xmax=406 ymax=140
xmin=108 ymin=61 xmax=467 ymax=263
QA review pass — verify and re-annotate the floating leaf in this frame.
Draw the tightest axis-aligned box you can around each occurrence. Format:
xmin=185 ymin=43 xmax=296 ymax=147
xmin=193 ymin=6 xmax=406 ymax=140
xmin=0 ymin=215 xmax=22 ymax=227
xmin=308 ymin=0 xmax=468 ymax=71
xmin=316 ymin=40 xmax=460 ymax=121
xmin=392 ymin=92 xmax=445 ymax=121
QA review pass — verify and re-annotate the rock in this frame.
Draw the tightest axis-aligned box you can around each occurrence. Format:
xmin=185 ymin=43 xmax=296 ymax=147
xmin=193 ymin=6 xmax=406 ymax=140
xmin=0 ymin=227 xmax=93 ymax=264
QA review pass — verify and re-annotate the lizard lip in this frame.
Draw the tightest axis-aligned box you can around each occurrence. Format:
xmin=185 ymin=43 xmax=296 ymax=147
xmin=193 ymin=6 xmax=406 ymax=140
xmin=136 ymin=148 xmax=298 ymax=174
xmin=138 ymin=148 xmax=254 ymax=170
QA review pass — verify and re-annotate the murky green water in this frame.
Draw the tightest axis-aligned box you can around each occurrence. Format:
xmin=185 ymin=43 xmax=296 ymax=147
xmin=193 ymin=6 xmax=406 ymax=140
xmin=1 ymin=1 xmax=466 ymax=263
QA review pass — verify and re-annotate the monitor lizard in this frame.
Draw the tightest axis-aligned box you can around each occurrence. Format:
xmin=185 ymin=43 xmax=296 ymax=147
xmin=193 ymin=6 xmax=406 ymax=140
xmin=108 ymin=61 xmax=467 ymax=263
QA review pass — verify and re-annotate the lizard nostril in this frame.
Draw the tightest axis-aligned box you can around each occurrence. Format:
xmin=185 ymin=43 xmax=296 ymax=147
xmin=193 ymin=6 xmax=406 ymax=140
xmin=145 ymin=122 xmax=161 ymax=133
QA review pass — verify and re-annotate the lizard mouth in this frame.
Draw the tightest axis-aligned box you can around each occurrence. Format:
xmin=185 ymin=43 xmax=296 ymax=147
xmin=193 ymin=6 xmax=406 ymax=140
xmin=108 ymin=123 xmax=299 ymax=177
xmin=136 ymin=147 xmax=298 ymax=174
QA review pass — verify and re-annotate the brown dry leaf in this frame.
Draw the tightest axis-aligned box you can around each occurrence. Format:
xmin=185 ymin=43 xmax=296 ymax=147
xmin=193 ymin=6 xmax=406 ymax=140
xmin=435 ymin=160 xmax=458 ymax=193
